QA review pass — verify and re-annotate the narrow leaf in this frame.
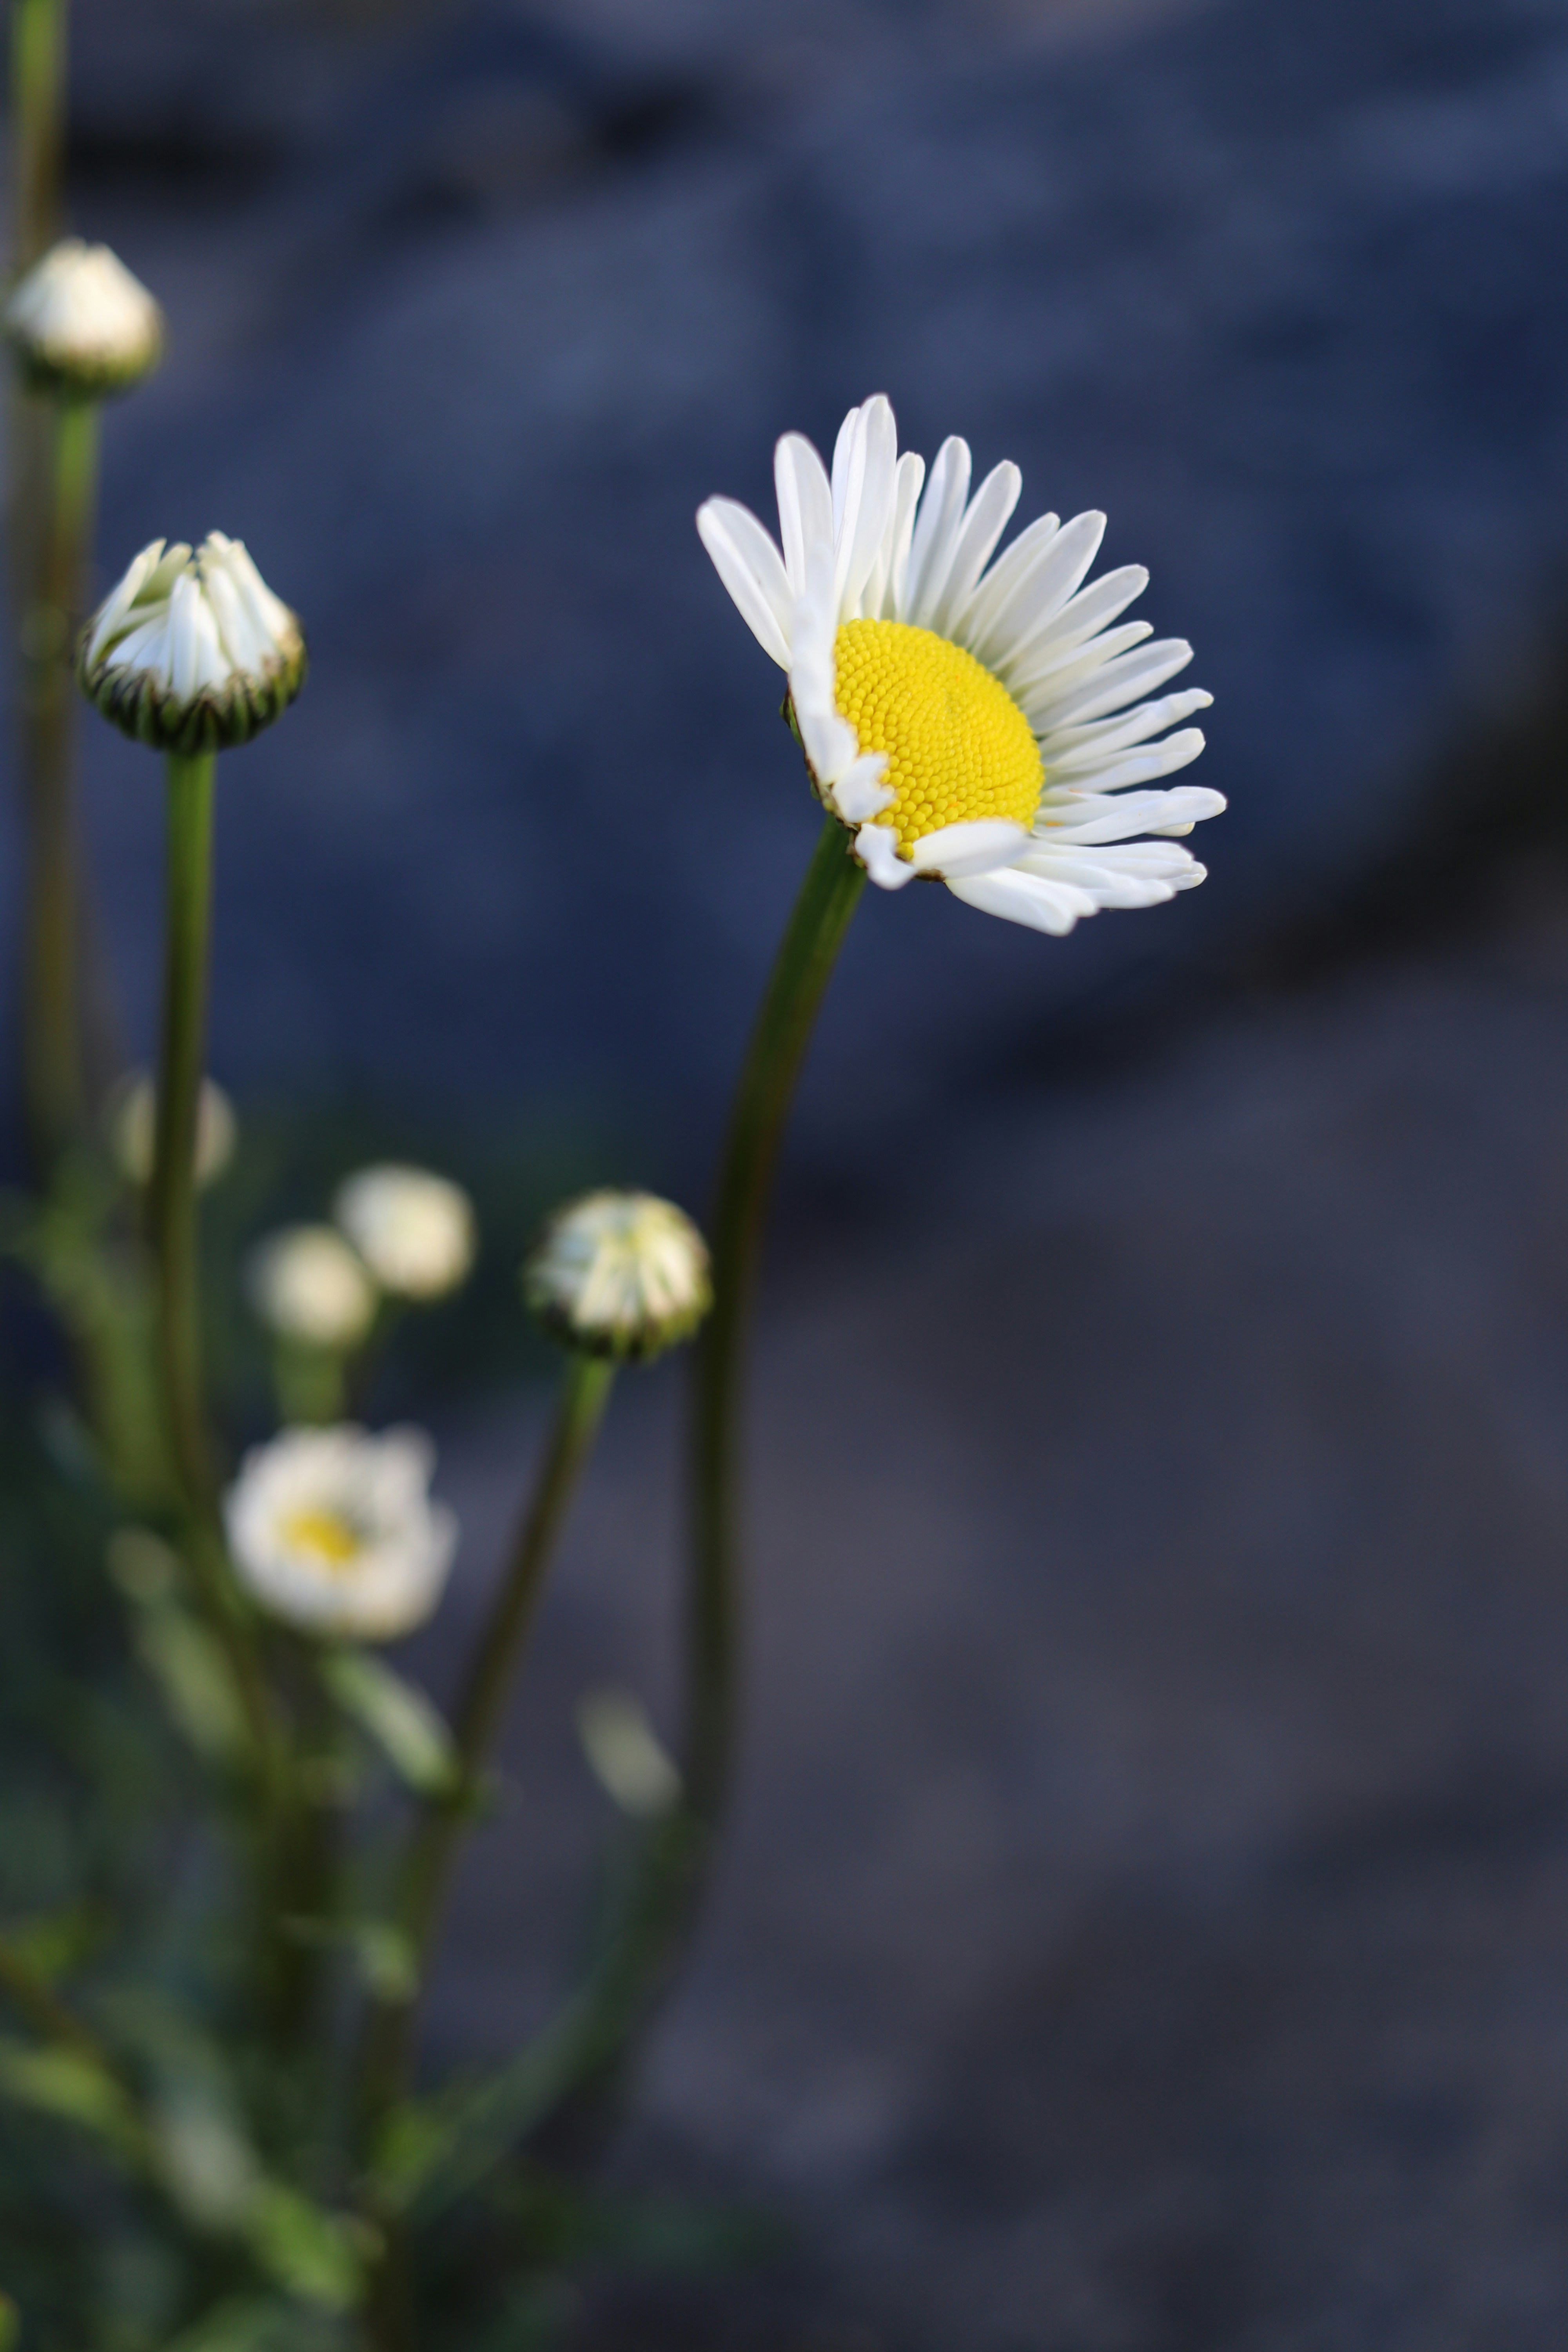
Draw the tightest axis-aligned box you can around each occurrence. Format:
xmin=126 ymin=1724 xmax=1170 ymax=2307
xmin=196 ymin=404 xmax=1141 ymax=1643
xmin=321 ymin=1649 xmax=458 ymax=1796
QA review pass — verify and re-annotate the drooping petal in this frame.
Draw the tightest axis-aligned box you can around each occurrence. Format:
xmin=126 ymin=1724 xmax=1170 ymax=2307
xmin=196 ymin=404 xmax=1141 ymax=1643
xmin=855 ymin=822 xmax=918 ymax=890
xmin=945 ymin=865 xmax=1099 ymax=934
xmin=696 ymin=497 xmax=793 ymax=667
xmin=908 ymin=818 xmax=1029 ymax=878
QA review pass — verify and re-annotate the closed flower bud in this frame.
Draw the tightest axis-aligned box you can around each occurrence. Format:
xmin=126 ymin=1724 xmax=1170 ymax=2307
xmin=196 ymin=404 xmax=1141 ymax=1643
xmin=247 ymin=1225 xmax=377 ymax=1352
xmin=78 ymin=533 xmax=305 ymax=755
xmin=524 ymin=1189 xmax=711 ymax=1363
xmin=333 ymin=1164 xmax=475 ymax=1301
xmin=107 ymin=1068 xmax=236 ymax=1189
xmin=4 ymin=238 xmax=163 ymax=398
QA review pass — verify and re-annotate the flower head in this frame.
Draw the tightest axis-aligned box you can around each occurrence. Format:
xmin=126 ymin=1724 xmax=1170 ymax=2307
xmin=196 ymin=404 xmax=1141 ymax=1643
xmin=4 ymin=239 xmax=163 ymax=397
xmin=107 ymin=1069 xmax=235 ymax=1189
xmin=223 ymin=1424 xmax=456 ymax=1642
xmin=247 ymin=1225 xmax=377 ymax=1351
xmin=698 ymin=395 xmax=1223 ymax=934
xmin=524 ymin=1190 xmax=710 ymax=1363
xmin=333 ymin=1165 xmax=475 ymax=1301
xmin=78 ymin=533 xmax=305 ymax=755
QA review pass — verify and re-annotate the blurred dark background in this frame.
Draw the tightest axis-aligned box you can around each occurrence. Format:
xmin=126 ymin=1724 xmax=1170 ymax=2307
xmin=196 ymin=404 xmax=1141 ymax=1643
xmin=17 ymin=0 xmax=1568 ymax=2341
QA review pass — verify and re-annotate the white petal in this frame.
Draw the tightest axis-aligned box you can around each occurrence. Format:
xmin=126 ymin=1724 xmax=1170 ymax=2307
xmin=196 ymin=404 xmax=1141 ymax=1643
xmin=966 ymin=510 xmax=1105 ymax=670
xmin=696 ymin=498 xmax=793 ymax=668
xmin=1006 ymin=564 xmax=1149 ymax=673
xmin=790 ymin=552 xmax=859 ymax=784
xmin=953 ymin=509 xmax=1060 ymax=650
xmin=1040 ymin=783 xmax=1227 ymax=845
xmin=945 ymin=866 xmax=1098 ymax=934
xmin=835 ymin=394 xmax=899 ymax=619
xmin=1043 ymin=690 xmax=1214 ymax=770
xmin=774 ymin=432 xmax=834 ymax=595
xmin=1014 ymin=841 xmax=1198 ymax=906
xmin=855 ymin=822 xmax=917 ymax=890
xmin=909 ymin=819 xmax=1030 ymax=878
xmin=1026 ymin=637 xmax=1195 ymax=731
xmin=1009 ymin=620 xmax=1152 ymax=708
xmin=926 ymin=461 xmax=1022 ymax=639
xmin=881 ymin=450 xmax=927 ymax=620
xmin=903 ymin=436 xmax=972 ymax=626
xmin=85 ymin=538 xmax=166 ymax=663
xmin=1045 ymin=728 xmax=1208 ymax=798
xmin=830 ymin=753 xmax=893 ymax=822
xmin=830 ymin=405 xmax=860 ymax=529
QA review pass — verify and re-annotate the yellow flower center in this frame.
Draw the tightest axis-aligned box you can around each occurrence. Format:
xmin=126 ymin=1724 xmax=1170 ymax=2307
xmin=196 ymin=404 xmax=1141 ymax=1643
xmin=281 ymin=1506 xmax=365 ymax=1571
xmin=832 ymin=619 xmax=1042 ymax=858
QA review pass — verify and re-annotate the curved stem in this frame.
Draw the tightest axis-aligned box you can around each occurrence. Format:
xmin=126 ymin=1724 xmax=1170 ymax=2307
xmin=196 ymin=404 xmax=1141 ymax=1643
xmin=357 ymin=1350 xmax=616 ymax=2140
xmin=686 ymin=813 xmax=864 ymax=1822
xmin=510 ymin=815 xmax=864 ymax=2145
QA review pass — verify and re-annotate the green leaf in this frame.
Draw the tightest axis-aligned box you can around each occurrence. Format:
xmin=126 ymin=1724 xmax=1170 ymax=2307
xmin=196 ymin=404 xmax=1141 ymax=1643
xmin=575 ymin=1688 xmax=681 ymax=1817
xmin=151 ymin=2087 xmax=261 ymax=2232
xmin=244 ymin=2185 xmax=366 ymax=2313
xmin=133 ymin=1609 xmax=248 ymax=1765
xmin=320 ymin=1649 xmax=458 ymax=1797
xmin=0 ymin=2035 xmax=143 ymax=2163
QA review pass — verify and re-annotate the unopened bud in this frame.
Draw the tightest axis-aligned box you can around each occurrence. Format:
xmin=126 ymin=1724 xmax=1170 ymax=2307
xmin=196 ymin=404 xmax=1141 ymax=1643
xmin=4 ymin=238 xmax=163 ymax=398
xmin=524 ymin=1189 xmax=710 ymax=1363
xmin=247 ymin=1225 xmax=377 ymax=1351
xmin=333 ymin=1164 xmax=475 ymax=1301
xmin=78 ymin=533 xmax=305 ymax=755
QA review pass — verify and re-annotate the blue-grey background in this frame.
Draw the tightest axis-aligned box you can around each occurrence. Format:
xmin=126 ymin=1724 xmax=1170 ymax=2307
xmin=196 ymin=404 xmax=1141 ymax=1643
xmin=28 ymin=0 xmax=1568 ymax=2342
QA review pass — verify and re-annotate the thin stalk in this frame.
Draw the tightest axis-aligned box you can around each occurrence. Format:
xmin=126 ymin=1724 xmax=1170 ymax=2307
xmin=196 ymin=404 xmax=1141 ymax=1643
xmin=18 ymin=394 xmax=98 ymax=1163
xmin=512 ymin=813 xmax=864 ymax=2142
xmin=147 ymin=754 xmax=274 ymax=1784
xmin=10 ymin=0 xmax=67 ymax=273
xmin=357 ymin=1351 xmax=616 ymax=2138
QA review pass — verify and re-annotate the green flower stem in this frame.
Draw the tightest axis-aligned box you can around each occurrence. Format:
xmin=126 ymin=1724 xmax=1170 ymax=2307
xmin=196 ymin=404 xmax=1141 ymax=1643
xmin=512 ymin=814 xmax=864 ymax=2146
xmin=9 ymin=0 xmax=67 ymax=272
xmin=687 ymin=812 xmax=864 ymax=1819
xmin=148 ymin=752 xmax=274 ymax=1784
xmin=358 ymin=1350 xmax=617 ymax=2140
xmin=19 ymin=396 xmax=100 ymax=1165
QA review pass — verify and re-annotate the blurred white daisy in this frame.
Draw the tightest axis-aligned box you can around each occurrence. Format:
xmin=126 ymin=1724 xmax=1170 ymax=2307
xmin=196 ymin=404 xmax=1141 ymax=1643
xmin=107 ymin=1068 xmax=235 ymax=1189
xmin=524 ymin=1189 xmax=710 ymax=1362
xmin=4 ymin=238 xmax=163 ymax=397
xmin=247 ymin=1225 xmax=377 ymax=1351
xmin=333 ymin=1164 xmax=475 ymax=1302
xmin=78 ymin=532 xmax=305 ymax=755
xmin=223 ymin=1424 xmax=456 ymax=1642
xmin=697 ymin=394 xmax=1223 ymax=935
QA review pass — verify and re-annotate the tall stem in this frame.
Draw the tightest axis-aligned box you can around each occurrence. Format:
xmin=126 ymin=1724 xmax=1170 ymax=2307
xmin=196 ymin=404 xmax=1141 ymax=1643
xmin=10 ymin=0 xmax=67 ymax=273
xmin=149 ymin=750 xmax=216 ymax=1510
xmin=358 ymin=1351 xmax=616 ymax=2135
xmin=510 ymin=815 xmax=864 ymax=2147
xmin=19 ymin=395 xmax=98 ymax=1163
xmin=686 ymin=812 xmax=864 ymax=1822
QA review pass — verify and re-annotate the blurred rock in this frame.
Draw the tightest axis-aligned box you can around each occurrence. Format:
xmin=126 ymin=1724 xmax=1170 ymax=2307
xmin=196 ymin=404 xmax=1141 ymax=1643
xmin=410 ymin=858 xmax=1568 ymax=2348
xmin=27 ymin=0 xmax=1567 ymax=1179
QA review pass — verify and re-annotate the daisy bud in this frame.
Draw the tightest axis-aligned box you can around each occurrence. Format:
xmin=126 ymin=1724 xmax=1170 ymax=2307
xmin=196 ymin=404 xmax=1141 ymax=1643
xmin=333 ymin=1164 xmax=476 ymax=1302
xmin=4 ymin=238 xmax=163 ymax=399
xmin=223 ymin=1424 xmax=457 ymax=1642
xmin=107 ymin=1068 xmax=236 ymax=1189
xmin=78 ymin=532 xmax=305 ymax=755
xmin=524 ymin=1189 xmax=711 ymax=1363
xmin=247 ymin=1225 xmax=377 ymax=1352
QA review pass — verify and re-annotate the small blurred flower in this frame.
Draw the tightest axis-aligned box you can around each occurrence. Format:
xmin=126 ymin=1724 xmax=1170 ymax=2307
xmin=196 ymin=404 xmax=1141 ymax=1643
xmin=223 ymin=1424 xmax=456 ymax=1642
xmin=247 ymin=1225 xmax=377 ymax=1351
xmin=333 ymin=1164 xmax=475 ymax=1301
xmin=524 ymin=1189 xmax=710 ymax=1363
xmin=698 ymin=393 xmax=1223 ymax=934
xmin=107 ymin=1068 xmax=236 ymax=1189
xmin=78 ymin=533 xmax=305 ymax=755
xmin=4 ymin=238 xmax=163 ymax=398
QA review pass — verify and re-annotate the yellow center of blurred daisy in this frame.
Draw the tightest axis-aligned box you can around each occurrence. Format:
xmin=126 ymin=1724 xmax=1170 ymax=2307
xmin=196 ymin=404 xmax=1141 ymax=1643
xmin=833 ymin=619 xmax=1042 ymax=857
xmin=281 ymin=1507 xmax=364 ymax=1570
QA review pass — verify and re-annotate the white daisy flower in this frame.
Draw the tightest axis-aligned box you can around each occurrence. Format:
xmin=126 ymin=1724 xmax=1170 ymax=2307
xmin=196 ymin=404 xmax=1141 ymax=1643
xmin=333 ymin=1164 xmax=475 ymax=1302
xmin=78 ymin=533 xmax=305 ymax=756
xmin=247 ymin=1225 xmax=378 ymax=1351
xmin=223 ymin=1424 xmax=456 ymax=1642
xmin=524 ymin=1189 xmax=711 ymax=1363
xmin=107 ymin=1068 xmax=236 ymax=1189
xmin=697 ymin=394 xmax=1223 ymax=935
xmin=4 ymin=238 xmax=163 ymax=398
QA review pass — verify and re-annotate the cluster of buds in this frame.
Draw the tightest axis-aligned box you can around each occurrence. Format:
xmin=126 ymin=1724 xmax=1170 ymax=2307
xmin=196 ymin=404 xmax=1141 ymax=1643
xmin=247 ymin=1164 xmax=477 ymax=1354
